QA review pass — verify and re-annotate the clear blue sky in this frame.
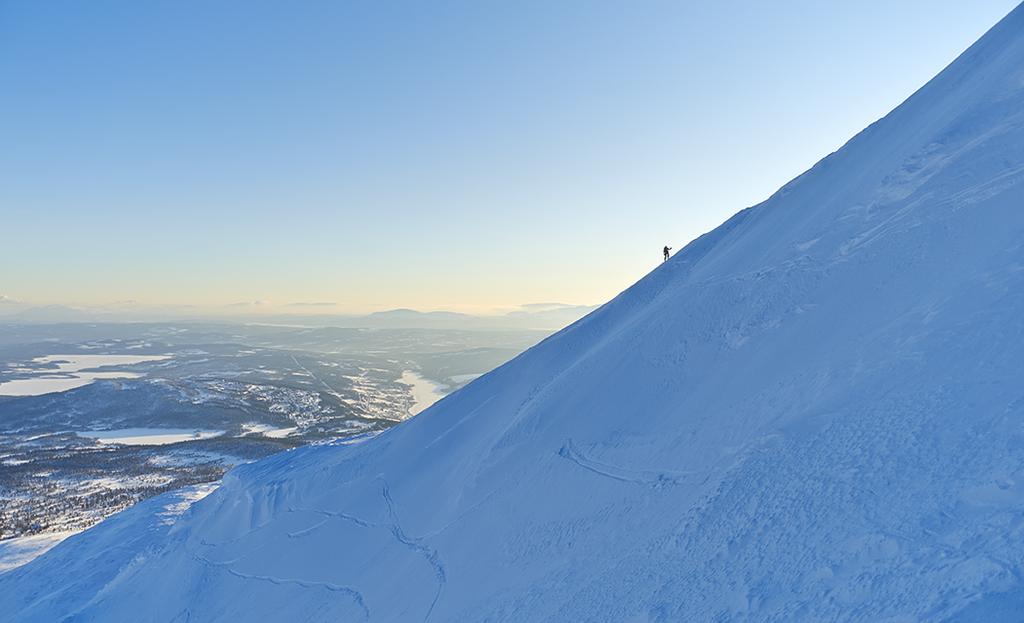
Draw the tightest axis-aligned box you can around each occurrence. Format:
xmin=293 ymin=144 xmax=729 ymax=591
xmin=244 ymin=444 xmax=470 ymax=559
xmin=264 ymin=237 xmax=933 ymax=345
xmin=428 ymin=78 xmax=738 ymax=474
xmin=1 ymin=1 xmax=1019 ymax=313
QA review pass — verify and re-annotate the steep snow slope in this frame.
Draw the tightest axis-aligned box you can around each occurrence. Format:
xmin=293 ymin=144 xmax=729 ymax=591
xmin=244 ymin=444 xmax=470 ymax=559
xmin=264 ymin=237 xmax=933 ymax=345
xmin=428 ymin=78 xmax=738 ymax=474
xmin=6 ymin=6 xmax=1024 ymax=622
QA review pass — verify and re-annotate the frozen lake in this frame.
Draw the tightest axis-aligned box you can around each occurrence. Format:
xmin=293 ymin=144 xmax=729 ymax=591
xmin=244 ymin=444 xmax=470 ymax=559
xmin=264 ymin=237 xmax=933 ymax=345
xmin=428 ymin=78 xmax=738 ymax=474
xmin=240 ymin=423 xmax=298 ymax=439
xmin=397 ymin=370 xmax=447 ymax=416
xmin=0 ymin=354 xmax=171 ymax=397
xmin=76 ymin=428 xmax=225 ymax=446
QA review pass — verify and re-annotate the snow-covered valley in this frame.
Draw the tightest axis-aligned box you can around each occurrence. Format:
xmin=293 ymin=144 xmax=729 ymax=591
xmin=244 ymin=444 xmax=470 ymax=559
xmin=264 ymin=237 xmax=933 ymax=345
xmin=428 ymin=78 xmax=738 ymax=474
xmin=0 ymin=325 xmax=538 ymax=575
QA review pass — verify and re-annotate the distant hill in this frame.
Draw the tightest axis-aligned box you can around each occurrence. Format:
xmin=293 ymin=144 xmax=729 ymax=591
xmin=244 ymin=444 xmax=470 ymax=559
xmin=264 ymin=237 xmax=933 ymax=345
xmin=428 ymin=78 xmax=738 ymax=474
xmin=0 ymin=304 xmax=598 ymax=332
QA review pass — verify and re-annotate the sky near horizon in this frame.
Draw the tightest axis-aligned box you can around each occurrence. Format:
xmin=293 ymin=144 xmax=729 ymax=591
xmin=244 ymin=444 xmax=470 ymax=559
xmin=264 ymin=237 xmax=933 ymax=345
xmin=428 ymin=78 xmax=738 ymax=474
xmin=1 ymin=1 xmax=1019 ymax=314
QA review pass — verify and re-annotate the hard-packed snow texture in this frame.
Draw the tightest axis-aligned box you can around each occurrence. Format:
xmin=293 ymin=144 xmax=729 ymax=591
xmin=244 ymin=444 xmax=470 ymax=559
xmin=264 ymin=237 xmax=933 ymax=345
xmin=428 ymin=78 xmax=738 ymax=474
xmin=6 ymin=6 xmax=1024 ymax=622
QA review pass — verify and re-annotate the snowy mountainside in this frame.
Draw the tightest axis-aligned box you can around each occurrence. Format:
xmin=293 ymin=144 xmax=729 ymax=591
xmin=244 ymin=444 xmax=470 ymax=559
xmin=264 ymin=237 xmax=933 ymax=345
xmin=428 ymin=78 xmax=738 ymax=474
xmin=5 ymin=4 xmax=1024 ymax=621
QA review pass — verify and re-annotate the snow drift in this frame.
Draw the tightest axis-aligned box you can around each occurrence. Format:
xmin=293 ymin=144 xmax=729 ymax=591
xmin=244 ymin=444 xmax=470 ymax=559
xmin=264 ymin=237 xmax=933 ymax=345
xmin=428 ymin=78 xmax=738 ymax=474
xmin=6 ymin=5 xmax=1024 ymax=621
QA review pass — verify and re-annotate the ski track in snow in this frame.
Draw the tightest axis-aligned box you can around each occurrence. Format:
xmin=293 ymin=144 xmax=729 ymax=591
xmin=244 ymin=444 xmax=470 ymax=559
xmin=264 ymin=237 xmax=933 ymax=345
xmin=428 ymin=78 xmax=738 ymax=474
xmin=280 ymin=479 xmax=448 ymax=622
xmin=191 ymin=552 xmax=371 ymax=620
xmin=557 ymin=439 xmax=699 ymax=488
xmin=381 ymin=479 xmax=448 ymax=621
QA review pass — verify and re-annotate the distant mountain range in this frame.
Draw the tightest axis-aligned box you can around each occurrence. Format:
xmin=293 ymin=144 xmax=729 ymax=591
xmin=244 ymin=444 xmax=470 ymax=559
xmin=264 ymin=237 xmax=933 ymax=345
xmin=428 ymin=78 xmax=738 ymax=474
xmin=0 ymin=302 xmax=599 ymax=331
xmin=355 ymin=305 xmax=598 ymax=330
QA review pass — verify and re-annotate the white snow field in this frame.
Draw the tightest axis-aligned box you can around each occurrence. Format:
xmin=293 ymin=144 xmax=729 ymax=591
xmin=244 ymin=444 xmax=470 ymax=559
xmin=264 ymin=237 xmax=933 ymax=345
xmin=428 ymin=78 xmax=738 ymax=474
xmin=5 ymin=6 xmax=1024 ymax=622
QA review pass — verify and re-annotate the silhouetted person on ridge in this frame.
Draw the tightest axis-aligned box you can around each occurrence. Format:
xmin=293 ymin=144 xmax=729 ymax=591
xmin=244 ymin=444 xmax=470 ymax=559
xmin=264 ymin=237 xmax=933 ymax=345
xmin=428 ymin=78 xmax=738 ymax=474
xmin=663 ymin=246 xmax=672 ymax=262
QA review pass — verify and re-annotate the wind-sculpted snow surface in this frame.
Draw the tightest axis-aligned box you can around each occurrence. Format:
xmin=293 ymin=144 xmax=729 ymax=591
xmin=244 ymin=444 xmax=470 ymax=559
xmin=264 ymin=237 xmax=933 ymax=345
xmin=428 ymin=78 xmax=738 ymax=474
xmin=6 ymin=5 xmax=1024 ymax=622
